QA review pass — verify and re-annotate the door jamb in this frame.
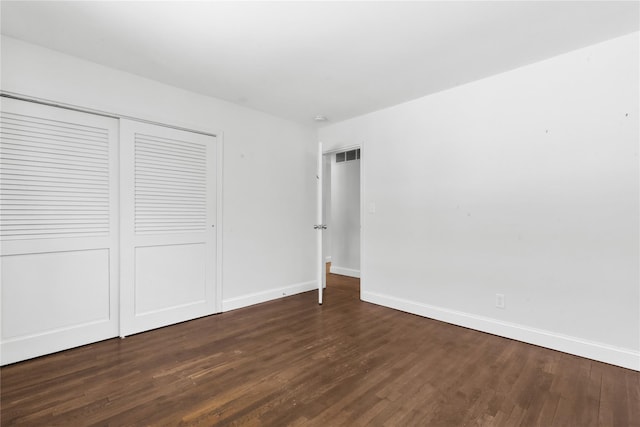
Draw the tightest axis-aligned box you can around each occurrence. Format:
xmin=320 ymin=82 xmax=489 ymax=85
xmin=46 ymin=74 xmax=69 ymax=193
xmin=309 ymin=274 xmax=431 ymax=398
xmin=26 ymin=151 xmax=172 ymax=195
xmin=321 ymin=143 xmax=364 ymax=299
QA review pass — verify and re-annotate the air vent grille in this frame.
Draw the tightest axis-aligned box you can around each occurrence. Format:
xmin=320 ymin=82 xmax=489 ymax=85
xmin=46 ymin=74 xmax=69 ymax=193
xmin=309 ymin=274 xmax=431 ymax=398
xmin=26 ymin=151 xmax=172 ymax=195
xmin=336 ymin=148 xmax=360 ymax=163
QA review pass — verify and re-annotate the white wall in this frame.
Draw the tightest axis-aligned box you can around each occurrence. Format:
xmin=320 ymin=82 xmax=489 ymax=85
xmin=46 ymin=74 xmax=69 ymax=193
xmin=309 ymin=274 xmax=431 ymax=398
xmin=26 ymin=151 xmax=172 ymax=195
xmin=319 ymin=32 xmax=639 ymax=370
xmin=1 ymin=36 xmax=317 ymax=311
xmin=330 ymin=155 xmax=360 ymax=277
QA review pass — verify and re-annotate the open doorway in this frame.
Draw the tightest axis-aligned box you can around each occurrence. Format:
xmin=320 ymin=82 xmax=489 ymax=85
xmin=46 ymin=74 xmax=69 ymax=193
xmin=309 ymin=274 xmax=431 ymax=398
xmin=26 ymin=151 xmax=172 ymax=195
xmin=323 ymin=147 xmax=361 ymax=298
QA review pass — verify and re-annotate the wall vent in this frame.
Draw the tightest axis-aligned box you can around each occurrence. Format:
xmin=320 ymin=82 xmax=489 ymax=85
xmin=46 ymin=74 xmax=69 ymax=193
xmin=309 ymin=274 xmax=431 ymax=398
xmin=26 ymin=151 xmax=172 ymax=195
xmin=336 ymin=149 xmax=360 ymax=163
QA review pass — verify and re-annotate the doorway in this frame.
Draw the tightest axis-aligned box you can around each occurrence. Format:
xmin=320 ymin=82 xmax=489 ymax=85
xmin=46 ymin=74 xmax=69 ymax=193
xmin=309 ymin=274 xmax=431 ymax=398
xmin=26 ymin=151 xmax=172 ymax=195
xmin=322 ymin=146 xmax=361 ymax=298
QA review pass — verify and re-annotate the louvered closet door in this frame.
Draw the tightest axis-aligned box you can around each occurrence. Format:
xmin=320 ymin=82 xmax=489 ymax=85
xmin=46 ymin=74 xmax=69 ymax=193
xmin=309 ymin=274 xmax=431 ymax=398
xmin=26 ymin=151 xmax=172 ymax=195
xmin=0 ymin=98 xmax=119 ymax=365
xmin=120 ymin=120 xmax=216 ymax=336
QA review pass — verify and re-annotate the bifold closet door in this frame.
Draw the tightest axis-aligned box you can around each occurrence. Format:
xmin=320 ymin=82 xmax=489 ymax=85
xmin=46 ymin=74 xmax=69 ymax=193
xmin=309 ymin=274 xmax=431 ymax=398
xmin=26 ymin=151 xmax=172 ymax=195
xmin=0 ymin=98 xmax=119 ymax=365
xmin=119 ymin=120 xmax=217 ymax=337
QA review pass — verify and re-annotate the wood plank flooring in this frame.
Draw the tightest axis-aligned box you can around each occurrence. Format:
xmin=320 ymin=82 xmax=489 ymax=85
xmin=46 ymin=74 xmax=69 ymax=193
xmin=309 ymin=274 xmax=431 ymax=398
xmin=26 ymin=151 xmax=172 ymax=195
xmin=2 ymin=269 xmax=639 ymax=426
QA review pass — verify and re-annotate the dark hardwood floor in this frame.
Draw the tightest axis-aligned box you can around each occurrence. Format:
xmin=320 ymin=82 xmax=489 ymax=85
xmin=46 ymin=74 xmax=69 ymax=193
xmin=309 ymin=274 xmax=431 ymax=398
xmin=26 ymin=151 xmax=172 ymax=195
xmin=2 ymin=268 xmax=639 ymax=426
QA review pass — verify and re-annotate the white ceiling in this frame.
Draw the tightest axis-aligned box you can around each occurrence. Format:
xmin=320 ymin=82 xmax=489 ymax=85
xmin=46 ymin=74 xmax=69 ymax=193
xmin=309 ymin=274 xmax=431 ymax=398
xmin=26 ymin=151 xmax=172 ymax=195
xmin=1 ymin=1 xmax=638 ymax=126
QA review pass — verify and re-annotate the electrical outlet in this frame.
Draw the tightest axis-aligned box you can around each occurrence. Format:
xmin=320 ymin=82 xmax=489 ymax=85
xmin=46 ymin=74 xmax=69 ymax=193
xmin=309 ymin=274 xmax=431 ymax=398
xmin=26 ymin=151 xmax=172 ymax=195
xmin=495 ymin=294 xmax=505 ymax=309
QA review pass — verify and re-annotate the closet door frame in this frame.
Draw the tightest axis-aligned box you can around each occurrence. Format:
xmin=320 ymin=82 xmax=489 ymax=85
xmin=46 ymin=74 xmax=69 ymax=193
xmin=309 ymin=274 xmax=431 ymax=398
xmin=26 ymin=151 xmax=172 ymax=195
xmin=1 ymin=94 xmax=224 ymax=363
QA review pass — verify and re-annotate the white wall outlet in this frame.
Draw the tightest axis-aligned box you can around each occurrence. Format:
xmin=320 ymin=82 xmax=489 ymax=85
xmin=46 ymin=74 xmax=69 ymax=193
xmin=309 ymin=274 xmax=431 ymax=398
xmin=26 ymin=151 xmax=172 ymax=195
xmin=496 ymin=293 xmax=505 ymax=309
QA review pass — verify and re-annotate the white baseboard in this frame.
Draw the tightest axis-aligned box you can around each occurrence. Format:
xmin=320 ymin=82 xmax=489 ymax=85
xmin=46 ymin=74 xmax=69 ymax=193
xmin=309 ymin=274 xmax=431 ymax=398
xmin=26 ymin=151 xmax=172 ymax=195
xmin=222 ymin=280 xmax=317 ymax=312
xmin=329 ymin=265 xmax=360 ymax=278
xmin=362 ymin=290 xmax=640 ymax=371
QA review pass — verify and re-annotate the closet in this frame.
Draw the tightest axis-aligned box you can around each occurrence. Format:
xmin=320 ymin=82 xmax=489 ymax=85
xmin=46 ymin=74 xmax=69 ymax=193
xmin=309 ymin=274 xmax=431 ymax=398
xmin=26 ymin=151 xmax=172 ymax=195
xmin=0 ymin=97 xmax=218 ymax=365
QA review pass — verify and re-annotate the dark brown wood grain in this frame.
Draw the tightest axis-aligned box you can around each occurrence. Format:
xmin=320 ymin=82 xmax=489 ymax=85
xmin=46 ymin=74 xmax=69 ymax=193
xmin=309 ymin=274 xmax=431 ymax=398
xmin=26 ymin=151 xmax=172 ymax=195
xmin=2 ymin=267 xmax=639 ymax=426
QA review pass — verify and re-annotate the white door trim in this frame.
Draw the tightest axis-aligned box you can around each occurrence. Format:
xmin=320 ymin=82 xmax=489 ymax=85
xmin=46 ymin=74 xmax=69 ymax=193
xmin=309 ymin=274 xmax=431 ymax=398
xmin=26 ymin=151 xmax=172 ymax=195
xmin=215 ymin=132 xmax=224 ymax=314
xmin=1 ymin=92 xmax=217 ymax=138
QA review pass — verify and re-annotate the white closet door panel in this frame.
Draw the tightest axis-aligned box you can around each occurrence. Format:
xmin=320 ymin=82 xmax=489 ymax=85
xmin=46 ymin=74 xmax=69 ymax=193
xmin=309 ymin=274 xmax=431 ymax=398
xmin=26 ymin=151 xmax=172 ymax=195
xmin=134 ymin=243 xmax=206 ymax=314
xmin=120 ymin=119 xmax=216 ymax=337
xmin=2 ymin=250 xmax=110 ymax=338
xmin=0 ymin=98 xmax=119 ymax=365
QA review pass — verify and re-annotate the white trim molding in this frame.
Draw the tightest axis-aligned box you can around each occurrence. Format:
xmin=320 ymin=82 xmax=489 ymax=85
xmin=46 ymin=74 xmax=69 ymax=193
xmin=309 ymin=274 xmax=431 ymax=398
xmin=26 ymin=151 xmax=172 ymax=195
xmin=215 ymin=132 xmax=224 ymax=314
xmin=329 ymin=265 xmax=361 ymax=278
xmin=222 ymin=280 xmax=317 ymax=312
xmin=362 ymin=290 xmax=640 ymax=371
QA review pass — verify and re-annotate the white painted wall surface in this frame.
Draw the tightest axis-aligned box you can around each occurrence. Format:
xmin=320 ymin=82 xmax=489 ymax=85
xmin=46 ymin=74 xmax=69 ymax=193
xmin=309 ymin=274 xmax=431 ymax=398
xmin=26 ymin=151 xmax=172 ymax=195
xmin=1 ymin=36 xmax=317 ymax=311
xmin=330 ymin=155 xmax=360 ymax=277
xmin=319 ymin=33 xmax=640 ymax=370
